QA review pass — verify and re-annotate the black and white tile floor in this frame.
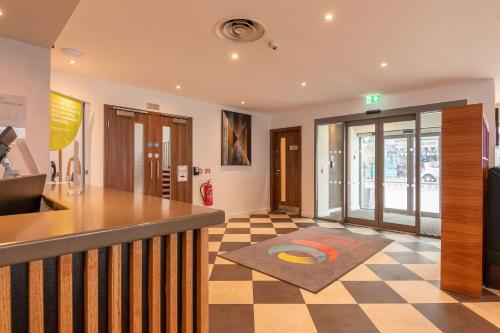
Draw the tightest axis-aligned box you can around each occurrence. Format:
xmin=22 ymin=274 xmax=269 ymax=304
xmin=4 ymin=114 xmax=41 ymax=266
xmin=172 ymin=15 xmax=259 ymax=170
xmin=208 ymin=213 xmax=500 ymax=333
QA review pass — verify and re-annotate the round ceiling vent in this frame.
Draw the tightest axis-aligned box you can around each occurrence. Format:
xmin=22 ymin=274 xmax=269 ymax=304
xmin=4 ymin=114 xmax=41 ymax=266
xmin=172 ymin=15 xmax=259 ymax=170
xmin=215 ymin=18 xmax=266 ymax=43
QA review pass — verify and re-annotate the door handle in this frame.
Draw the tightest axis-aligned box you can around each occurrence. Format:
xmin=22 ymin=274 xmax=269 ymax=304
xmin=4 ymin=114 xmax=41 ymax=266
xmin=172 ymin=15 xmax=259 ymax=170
xmin=275 ymin=169 xmax=281 ymax=173
xmin=150 ymin=161 xmax=153 ymax=180
xmin=157 ymin=160 xmax=160 ymax=179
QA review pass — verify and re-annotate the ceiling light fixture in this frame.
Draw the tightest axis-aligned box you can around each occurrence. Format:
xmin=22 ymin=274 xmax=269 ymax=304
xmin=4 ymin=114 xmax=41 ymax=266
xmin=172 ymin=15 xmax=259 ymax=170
xmin=241 ymin=101 xmax=246 ymax=105
xmin=68 ymin=60 xmax=76 ymax=65
xmin=301 ymin=82 xmax=307 ymax=87
xmin=380 ymin=62 xmax=388 ymax=67
xmin=176 ymin=85 xmax=181 ymax=90
xmin=231 ymin=52 xmax=239 ymax=60
xmin=325 ymin=13 xmax=333 ymax=21
xmin=0 ymin=10 xmax=4 ymax=16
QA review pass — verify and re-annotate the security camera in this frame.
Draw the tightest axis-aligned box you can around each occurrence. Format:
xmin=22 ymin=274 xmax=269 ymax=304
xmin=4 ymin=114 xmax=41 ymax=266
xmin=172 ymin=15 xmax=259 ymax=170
xmin=268 ymin=41 xmax=279 ymax=50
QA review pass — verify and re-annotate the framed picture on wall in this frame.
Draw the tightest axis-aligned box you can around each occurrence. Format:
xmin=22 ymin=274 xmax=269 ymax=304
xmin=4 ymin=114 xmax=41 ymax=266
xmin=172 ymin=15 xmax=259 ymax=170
xmin=221 ymin=110 xmax=251 ymax=165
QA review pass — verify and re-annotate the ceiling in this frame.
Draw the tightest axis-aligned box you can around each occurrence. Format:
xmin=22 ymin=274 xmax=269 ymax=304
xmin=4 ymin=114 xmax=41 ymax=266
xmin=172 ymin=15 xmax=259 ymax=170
xmin=51 ymin=0 xmax=500 ymax=113
xmin=0 ymin=0 xmax=79 ymax=48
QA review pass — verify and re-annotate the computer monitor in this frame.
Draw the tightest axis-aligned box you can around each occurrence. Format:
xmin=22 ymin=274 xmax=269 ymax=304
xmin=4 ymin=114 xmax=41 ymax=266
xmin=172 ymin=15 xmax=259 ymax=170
xmin=0 ymin=174 xmax=46 ymax=216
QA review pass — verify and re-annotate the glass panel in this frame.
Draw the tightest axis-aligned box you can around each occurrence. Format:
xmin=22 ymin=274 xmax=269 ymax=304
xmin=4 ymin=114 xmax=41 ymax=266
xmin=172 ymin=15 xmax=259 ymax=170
xmin=162 ymin=126 xmax=171 ymax=199
xmin=348 ymin=124 xmax=376 ymax=221
xmin=420 ymin=111 xmax=442 ymax=236
xmin=134 ymin=122 xmax=144 ymax=194
xmin=382 ymin=120 xmax=416 ymax=226
xmin=316 ymin=123 xmax=344 ymax=221
xmin=280 ymin=137 xmax=286 ymax=202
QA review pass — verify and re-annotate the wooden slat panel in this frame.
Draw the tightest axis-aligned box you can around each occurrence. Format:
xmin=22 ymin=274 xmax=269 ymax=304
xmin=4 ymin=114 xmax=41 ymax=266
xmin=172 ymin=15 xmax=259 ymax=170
xmin=58 ymin=254 xmax=73 ymax=332
xmin=109 ymin=245 xmax=122 ymax=333
xmin=441 ymin=104 xmax=485 ymax=298
xmin=182 ymin=231 xmax=193 ymax=333
xmin=29 ymin=260 xmax=44 ymax=333
xmin=84 ymin=249 xmax=98 ymax=333
xmin=166 ymin=234 xmax=178 ymax=333
xmin=149 ymin=237 xmax=161 ymax=333
xmin=130 ymin=241 xmax=142 ymax=333
xmin=0 ymin=266 xmax=11 ymax=333
xmin=195 ymin=228 xmax=208 ymax=333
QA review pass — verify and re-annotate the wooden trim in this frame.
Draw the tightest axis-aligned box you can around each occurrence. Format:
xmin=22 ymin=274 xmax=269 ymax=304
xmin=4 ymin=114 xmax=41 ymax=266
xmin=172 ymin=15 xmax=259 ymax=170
xmin=166 ymin=234 xmax=178 ymax=333
xmin=29 ymin=260 xmax=44 ymax=333
xmin=441 ymin=104 xmax=485 ymax=297
xmin=58 ymin=254 xmax=73 ymax=332
xmin=270 ymin=126 xmax=302 ymax=133
xmin=195 ymin=228 xmax=208 ymax=333
xmin=182 ymin=231 xmax=193 ymax=333
xmin=109 ymin=245 xmax=122 ymax=333
xmin=130 ymin=241 xmax=143 ymax=333
xmin=84 ymin=249 xmax=98 ymax=333
xmin=149 ymin=237 xmax=161 ymax=333
xmin=0 ymin=266 xmax=11 ymax=333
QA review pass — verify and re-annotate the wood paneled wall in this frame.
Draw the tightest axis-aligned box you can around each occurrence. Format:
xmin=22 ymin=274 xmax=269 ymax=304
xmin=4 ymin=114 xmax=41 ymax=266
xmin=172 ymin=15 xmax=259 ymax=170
xmin=0 ymin=229 xmax=209 ymax=332
xmin=441 ymin=104 xmax=487 ymax=298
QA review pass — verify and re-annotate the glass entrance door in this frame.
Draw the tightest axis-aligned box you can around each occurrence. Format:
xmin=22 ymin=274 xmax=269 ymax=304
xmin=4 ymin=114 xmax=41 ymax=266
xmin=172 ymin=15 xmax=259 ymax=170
xmin=316 ymin=110 xmax=447 ymax=235
xmin=346 ymin=121 xmax=377 ymax=225
xmin=380 ymin=117 xmax=416 ymax=232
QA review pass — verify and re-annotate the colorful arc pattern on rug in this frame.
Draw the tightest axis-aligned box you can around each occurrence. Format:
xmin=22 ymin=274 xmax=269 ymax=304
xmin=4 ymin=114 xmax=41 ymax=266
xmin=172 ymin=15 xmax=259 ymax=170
xmin=267 ymin=239 xmax=339 ymax=264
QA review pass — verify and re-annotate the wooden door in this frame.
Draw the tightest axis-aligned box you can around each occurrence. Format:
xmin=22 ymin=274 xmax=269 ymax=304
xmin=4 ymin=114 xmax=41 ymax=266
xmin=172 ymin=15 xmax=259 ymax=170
xmin=104 ymin=105 xmax=134 ymax=192
xmin=104 ymin=105 xmax=193 ymax=203
xmin=270 ymin=127 xmax=301 ymax=214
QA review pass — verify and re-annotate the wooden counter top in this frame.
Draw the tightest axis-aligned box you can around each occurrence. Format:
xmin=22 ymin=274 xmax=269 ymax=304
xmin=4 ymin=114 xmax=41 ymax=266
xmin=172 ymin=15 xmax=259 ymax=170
xmin=0 ymin=184 xmax=224 ymax=266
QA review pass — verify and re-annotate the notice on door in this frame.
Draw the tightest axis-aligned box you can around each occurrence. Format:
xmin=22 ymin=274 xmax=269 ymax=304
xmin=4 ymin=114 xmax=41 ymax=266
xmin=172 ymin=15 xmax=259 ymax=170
xmin=178 ymin=165 xmax=188 ymax=182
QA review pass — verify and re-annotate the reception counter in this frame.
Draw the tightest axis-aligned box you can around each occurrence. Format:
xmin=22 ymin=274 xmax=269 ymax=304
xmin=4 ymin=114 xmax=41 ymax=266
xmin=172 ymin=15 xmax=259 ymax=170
xmin=0 ymin=184 xmax=224 ymax=332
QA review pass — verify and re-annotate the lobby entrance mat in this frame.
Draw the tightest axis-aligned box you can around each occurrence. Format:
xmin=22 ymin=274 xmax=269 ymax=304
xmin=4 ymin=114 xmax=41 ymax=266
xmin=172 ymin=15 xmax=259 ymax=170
xmin=220 ymin=226 xmax=392 ymax=293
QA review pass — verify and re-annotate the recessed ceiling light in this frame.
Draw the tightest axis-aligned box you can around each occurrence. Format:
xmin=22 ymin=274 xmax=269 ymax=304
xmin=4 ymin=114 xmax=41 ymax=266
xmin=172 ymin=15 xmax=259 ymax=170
xmin=0 ymin=10 xmax=4 ymax=16
xmin=325 ymin=13 xmax=333 ymax=21
xmin=301 ymin=82 xmax=307 ymax=87
xmin=380 ymin=62 xmax=388 ymax=67
xmin=68 ymin=60 xmax=76 ymax=65
xmin=241 ymin=101 xmax=246 ymax=105
xmin=175 ymin=85 xmax=181 ymax=90
xmin=231 ymin=52 xmax=239 ymax=60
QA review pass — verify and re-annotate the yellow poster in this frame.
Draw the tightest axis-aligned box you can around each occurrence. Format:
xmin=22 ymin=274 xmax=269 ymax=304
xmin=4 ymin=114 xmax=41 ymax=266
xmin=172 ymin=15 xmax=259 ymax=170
xmin=49 ymin=91 xmax=83 ymax=151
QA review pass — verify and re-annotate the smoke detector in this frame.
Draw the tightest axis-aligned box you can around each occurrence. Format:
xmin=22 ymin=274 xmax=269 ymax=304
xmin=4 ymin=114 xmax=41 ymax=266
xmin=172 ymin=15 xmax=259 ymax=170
xmin=215 ymin=18 xmax=266 ymax=43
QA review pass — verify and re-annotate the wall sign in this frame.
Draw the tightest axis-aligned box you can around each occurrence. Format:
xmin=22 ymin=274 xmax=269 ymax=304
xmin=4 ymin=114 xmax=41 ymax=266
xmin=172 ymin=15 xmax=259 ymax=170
xmin=178 ymin=165 xmax=188 ymax=182
xmin=0 ymin=94 xmax=26 ymax=137
xmin=50 ymin=92 xmax=83 ymax=151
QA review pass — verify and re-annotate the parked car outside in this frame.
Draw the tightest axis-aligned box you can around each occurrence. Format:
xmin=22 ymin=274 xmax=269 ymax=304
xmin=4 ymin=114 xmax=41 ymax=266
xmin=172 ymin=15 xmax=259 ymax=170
xmin=421 ymin=162 xmax=439 ymax=182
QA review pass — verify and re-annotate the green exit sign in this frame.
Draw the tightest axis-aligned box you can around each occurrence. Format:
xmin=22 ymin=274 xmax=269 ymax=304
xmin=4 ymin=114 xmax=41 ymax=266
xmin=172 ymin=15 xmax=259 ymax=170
xmin=365 ymin=94 xmax=381 ymax=105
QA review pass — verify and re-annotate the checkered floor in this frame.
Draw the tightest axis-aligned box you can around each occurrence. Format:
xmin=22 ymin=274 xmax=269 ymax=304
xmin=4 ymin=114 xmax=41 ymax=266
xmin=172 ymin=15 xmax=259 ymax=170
xmin=208 ymin=213 xmax=500 ymax=333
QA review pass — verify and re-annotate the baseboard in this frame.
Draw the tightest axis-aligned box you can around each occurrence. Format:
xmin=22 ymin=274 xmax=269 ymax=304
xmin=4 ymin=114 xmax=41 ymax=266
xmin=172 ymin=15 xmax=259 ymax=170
xmin=226 ymin=208 xmax=271 ymax=219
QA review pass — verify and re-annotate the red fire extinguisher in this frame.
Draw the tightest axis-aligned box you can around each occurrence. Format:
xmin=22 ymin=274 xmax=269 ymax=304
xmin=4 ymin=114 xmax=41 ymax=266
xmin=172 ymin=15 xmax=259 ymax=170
xmin=200 ymin=179 xmax=213 ymax=206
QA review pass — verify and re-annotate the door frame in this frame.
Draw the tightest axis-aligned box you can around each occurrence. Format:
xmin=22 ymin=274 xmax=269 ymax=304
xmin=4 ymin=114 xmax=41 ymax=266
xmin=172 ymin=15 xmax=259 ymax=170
xmin=313 ymin=99 xmax=467 ymax=236
xmin=270 ymin=126 xmax=302 ymax=215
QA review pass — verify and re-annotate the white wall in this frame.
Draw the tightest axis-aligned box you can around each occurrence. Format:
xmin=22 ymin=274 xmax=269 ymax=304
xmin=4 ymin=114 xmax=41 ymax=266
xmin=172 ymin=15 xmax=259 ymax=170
xmin=0 ymin=37 xmax=50 ymax=174
xmin=51 ymin=70 xmax=271 ymax=216
xmin=271 ymin=79 xmax=496 ymax=217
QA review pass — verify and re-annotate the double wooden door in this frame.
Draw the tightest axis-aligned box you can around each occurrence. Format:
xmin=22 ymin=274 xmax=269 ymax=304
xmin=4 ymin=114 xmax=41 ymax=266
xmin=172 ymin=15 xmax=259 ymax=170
xmin=104 ymin=105 xmax=192 ymax=203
